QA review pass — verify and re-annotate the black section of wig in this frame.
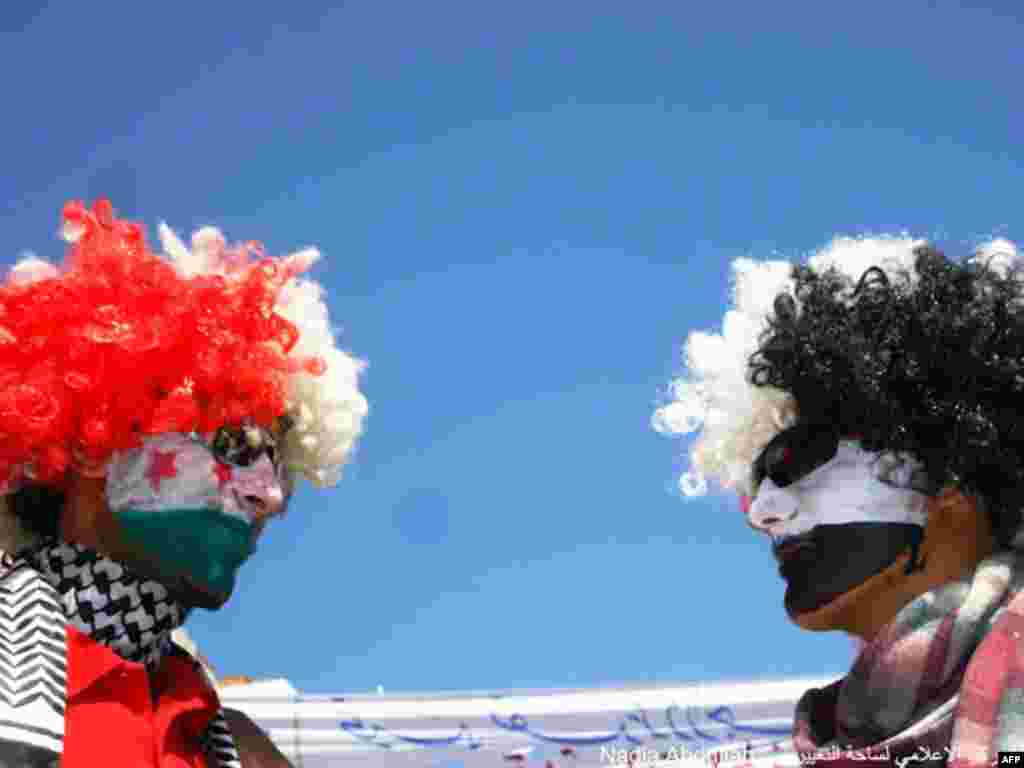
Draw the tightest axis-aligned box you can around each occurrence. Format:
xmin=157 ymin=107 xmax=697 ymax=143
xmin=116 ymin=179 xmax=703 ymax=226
xmin=750 ymin=244 xmax=1024 ymax=545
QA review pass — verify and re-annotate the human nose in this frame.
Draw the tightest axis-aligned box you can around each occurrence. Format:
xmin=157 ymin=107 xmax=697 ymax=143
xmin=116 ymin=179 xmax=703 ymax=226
xmin=234 ymin=481 xmax=286 ymax=524
xmin=746 ymin=485 xmax=799 ymax=534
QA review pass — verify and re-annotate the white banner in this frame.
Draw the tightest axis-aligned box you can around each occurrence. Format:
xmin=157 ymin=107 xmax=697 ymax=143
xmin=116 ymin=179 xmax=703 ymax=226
xmin=219 ymin=676 xmax=832 ymax=767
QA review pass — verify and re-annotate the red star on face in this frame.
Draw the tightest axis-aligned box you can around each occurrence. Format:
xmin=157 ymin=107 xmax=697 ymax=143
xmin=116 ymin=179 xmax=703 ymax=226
xmin=145 ymin=449 xmax=178 ymax=492
xmin=213 ymin=461 xmax=233 ymax=490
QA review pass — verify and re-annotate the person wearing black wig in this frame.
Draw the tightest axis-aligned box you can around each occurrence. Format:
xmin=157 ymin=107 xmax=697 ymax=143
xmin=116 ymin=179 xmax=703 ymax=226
xmin=654 ymin=237 xmax=1024 ymax=764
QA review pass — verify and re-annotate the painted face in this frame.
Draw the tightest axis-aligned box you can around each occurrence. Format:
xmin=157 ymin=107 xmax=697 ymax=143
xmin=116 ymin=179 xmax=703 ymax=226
xmin=746 ymin=435 xmax=928 ymax=616
xmin=105 ymin=426 xmax=292 ymax=609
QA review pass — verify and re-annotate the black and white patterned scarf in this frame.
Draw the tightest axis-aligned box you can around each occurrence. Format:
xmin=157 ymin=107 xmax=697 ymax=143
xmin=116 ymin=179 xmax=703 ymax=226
xmin=0 ymin=541 xmax=243 ymax=767
xmin=28 ymin=541 xmax=184 ymax=670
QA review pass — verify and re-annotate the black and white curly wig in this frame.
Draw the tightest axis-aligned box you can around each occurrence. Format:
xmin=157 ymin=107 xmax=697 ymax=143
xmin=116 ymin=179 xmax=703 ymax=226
xmin=654 ymin=236 xmax=1024 ymax=546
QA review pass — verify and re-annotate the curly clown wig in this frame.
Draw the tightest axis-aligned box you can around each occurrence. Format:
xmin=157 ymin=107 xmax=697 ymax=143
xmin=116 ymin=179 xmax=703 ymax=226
xmin=0 ymin=199 xmax=367 ymax=496
xmin=653 ymin=235 xmax=1024 ymax=546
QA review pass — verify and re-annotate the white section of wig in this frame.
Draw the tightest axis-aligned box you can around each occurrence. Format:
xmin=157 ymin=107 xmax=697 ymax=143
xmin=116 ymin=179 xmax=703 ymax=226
xmin=274 ymin=274 xmax=368 ymax=488
xmin=7 ymin=253 xmax=58 ymax=285
xmin=807 ymin=235 xmax=924 ymax=289
xmin=970 ymin=238 xmax=1020 ymax=278
xmin=157 ymin=224 xmax=368 ymax=489
xmin=654 ymin=236 xmax=929 ymax=497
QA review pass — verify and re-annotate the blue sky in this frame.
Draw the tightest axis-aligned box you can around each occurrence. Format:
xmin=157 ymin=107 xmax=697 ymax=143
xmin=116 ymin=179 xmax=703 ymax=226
xmin=1 ymin=1 xmax=1022 ymax=694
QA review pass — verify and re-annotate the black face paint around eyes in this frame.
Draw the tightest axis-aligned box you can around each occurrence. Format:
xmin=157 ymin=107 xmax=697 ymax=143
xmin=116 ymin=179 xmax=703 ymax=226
xmin=753 ymin=425 xmax=841 ymax=490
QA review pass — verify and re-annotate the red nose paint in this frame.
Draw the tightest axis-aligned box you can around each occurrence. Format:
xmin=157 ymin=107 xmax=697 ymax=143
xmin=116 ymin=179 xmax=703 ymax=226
xmin=739 ymin=494 xmax=752 ymax=515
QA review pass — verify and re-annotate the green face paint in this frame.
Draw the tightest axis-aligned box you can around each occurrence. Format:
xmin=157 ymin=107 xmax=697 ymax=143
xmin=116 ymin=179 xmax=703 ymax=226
xmin=114 ymin=507 xmax=254 ymax=601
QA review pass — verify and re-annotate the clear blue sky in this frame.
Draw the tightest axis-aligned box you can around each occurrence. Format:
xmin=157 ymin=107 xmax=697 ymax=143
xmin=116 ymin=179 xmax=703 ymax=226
xmin=0 ymin=1 xmax=1021 ymax=694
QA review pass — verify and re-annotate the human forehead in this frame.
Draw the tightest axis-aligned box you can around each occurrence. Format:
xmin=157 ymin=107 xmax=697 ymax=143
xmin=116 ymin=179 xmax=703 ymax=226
xmin=197 ymin=415 xmax=292 ymax=441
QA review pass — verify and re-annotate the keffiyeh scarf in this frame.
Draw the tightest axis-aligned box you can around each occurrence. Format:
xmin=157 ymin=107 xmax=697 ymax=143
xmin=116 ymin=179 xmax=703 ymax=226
xmin=0 ymin=541 xmax=242 ymax=767
xmin=794 ymin=548 xmax=1024 ymax=766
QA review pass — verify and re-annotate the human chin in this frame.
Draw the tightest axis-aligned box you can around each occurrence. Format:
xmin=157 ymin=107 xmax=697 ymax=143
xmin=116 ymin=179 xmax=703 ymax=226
xmin=779 ymin=522 xmax=921 ymax=621
xmin=105 ymin=433 xmax=257 ymax=610
xmin=116 ymin=507 xmax=253 ymax=610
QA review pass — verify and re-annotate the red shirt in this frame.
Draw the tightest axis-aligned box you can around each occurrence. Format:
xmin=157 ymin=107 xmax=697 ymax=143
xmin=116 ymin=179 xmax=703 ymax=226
xmin=62 ymin=625 xmax=220 ymax=767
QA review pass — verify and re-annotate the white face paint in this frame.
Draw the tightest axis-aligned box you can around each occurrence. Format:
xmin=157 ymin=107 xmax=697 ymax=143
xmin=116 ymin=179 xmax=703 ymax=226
xmin=105 ymin=432 xmax=289 ymax=528
xmin=746 ymin=441 xmax=928 ymax=540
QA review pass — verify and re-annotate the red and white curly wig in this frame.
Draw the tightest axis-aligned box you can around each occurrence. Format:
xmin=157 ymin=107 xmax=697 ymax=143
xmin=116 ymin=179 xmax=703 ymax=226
xmin=0 ymin=199 xmax=367 ymax=493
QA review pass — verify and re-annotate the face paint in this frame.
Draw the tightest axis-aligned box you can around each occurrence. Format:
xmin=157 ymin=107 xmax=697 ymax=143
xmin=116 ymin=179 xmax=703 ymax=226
xmin=105 ymin=430 xmax=289 ymax=607
xmin=746 ymin=439 xmax=928 ymax=616
xmin=747 ymin=441 xmax=927 ymax=537
xmin=751 ymin=423 xmax=841 ymax=495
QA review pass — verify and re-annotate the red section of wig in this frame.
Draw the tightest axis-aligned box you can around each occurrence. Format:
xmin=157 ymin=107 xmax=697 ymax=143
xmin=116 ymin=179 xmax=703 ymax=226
xmin=0 ymin=199 xmax=323 ymax=490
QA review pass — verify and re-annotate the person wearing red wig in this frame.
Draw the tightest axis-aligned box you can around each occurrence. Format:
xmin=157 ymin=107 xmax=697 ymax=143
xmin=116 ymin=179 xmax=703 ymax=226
xmin=0 ymin=200 xmax=367 ymax=767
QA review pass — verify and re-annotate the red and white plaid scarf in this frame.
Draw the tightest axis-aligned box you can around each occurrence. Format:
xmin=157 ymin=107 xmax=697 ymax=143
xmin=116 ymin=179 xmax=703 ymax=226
xmin=793 ymin=548 xmax=1024 ymax=767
